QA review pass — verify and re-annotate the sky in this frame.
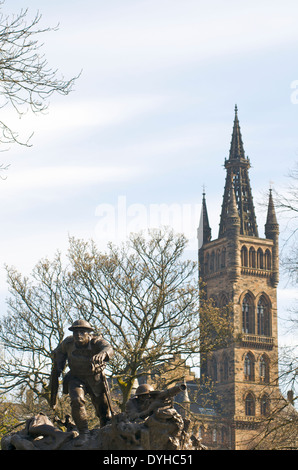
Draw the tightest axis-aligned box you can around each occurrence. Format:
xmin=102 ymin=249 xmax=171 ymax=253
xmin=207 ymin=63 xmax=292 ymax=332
xmin=0 ymin=0 xmax=298 ymax=348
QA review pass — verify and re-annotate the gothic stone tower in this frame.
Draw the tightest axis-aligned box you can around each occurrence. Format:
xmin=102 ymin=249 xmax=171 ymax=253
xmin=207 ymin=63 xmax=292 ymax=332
xmin=198 ymin=106 xmax=280 ymax=450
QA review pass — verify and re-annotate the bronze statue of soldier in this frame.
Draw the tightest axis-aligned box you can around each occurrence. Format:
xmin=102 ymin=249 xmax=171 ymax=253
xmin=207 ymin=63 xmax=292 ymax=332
xmin=50 ymin=319 xmax=114 ymax=445
xmin=125 ymin=384 xmax=156 ymax=420
xmin=125 ymin=383 xmax=187 ymax=421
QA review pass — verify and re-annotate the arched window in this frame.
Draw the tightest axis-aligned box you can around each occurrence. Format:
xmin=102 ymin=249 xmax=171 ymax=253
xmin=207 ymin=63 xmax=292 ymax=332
xmin=257 ymin=296 xmax=270 ymax=336
xmin=210 ymin=251 xmax=215 ymax=272
xmin=259 ymin=354 xmax=270 ymax=383
xmin=221 ymin=248 xmax=226 ymax=268
xmin=241 ymin=246 xmax=248 ymax=267
xmin=205 ymin=253 xmax=209 ymax=274
xmin=221 ymin=427 xmax=227 ymax=445
xmin=216 ymin=250 xmax=221 ymax=271
xmin=244 ymin=353 xmax=255 ymax=381
xmin=218 ymin=293 xmax=228 ymax=307
xmin=265 ymin=249 xmax=271 ymax=270
xmin=257 ymin=248 xmax=264 ymax=269
xmin=242 ymin=294 xmax=255 ymax=334
xmin=245 ymin=393 xmax=255 ymax=416
xmin=260 ymin=394 xmax=270 ymax=416
xmin=249 ymin=247 xmax=256 ymax=268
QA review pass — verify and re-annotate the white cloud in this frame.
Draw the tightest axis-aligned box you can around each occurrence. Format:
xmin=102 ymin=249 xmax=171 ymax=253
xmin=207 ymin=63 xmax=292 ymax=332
xmin=0 ymin=165 xmax=142 ymax=194
xmin=58 ymin=0 xmax=298 ymax=75
xmin=1 ymin=94 xmax=170 ymax=150
xmin=44 ymin=95 xmax=168 ymax=131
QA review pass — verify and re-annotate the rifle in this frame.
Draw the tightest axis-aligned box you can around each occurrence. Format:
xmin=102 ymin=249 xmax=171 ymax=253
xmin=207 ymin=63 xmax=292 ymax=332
xmin=49 ymin=365 xmax=60 ymax=409
xmin=150 ymin=383 xmax=187 ymax=401
xmin=137 ymin=383 xmax=187 ymax=419
xmin=92 ymin=358 xmax=114 ymax=417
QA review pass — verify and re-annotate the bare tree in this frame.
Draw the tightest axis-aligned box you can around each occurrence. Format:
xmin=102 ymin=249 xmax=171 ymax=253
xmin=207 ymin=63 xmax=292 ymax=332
xmin=273 ymin=162 xmax=298 ymax=347
xmin=0 ymin=253 xmax=72 ymax=404
xmin=0 ymin=2 xmax=78 ymax=146
xmin=0 ymin=228 xmax=232 ymax=413
xmin=273 ymin=163 xmax=298 ymax=284
xmin=66 ymin=228 xmax=232 ymax=409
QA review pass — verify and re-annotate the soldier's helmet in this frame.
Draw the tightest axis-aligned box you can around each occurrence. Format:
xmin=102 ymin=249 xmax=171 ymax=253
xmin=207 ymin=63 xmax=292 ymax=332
xmin=68 ymin=319 xmax=94 ymax=332
xmin=135 ymin=384 xmax=154 ymax=396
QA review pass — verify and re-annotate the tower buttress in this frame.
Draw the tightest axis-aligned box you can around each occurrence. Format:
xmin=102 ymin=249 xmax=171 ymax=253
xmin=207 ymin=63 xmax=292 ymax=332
xmin=225 ymin=184 xmax=241 ymax=282
xmin=265 ymin=189 xmax=279 ymax=287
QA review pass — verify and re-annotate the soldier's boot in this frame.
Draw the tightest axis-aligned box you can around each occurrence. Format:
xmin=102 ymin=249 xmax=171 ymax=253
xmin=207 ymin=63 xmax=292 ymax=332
xmin=74 ymin=429 xmax=90 ymax=447
xmin=73 ymin=416 xmax=90 ymax=447
xmin=71 ymin=398 xmax=90 ymax=447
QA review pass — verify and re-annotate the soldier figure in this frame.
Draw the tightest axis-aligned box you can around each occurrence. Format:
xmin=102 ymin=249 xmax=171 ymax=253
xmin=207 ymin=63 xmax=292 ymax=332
xmin=125 ymin=384 xmax=155 ymax=420
xmin=125 ymin=384 xmax=176 ymax=421
xmin=50 ymin=319 xmax=114 ymax=445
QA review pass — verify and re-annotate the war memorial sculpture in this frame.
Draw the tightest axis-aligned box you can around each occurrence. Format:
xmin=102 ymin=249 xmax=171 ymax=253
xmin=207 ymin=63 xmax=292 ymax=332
xmin=1 ymin=320 xmax=204 ymax=451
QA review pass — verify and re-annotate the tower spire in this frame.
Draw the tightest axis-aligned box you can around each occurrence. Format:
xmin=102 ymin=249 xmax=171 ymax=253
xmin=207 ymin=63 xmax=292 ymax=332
xmin=229 ymin=104 xmax=246 ymax=161
xmin=198 ymin=190 xmax=211 ymax=248
xmin=265 ymin=188 xmax=279 ymax=235
xmin=219 ymin=106 xmax=258 ymax=238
